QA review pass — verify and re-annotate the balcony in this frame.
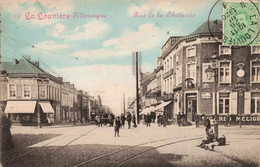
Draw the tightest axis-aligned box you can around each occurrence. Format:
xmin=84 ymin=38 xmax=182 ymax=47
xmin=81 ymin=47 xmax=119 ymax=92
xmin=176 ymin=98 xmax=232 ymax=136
xmin=162 ymin=92 xmax=173 ymax=101
xmin=163 ymin=69 xmax=173 ymax=79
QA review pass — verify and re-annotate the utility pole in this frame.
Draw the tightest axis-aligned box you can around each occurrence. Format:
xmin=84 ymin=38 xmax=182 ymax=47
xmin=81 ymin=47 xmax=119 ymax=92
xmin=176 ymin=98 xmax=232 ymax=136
xmin=0 ymin=0 xmax=2 ymax=65
xmin=123 ymin=93 xmax=126 ymax=116
xmin=37 ymin=80 xmax=42 ymax=128
xmin=136 ymin=52 xmax=140 ymax=124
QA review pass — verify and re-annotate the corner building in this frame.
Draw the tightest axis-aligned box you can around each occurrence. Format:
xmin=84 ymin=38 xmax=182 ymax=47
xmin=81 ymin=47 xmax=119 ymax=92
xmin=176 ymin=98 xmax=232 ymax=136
xmin=159 ymin=20 xmax=260 ymax=125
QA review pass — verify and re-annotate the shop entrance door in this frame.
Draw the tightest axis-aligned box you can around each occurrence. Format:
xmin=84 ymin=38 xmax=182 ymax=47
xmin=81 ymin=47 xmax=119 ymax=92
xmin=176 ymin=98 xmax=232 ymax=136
xmin=186 ymin=94 xmax=197 ymax=122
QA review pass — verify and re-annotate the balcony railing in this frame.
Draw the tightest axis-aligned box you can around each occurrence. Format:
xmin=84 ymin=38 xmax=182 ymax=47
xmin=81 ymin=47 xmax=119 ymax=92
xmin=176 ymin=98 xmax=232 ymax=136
xmin=163 ymin=69 xmax=173 ymax=79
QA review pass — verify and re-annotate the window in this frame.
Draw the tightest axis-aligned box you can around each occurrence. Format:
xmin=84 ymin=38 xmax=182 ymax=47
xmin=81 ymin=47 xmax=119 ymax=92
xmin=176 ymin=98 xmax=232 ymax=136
xmin=219 ymin=62 xmax=231 ymax=83
xmin=251 ymin=93 xmax=260 ymax=114
xmin=176 ymin=54 xmax=179 ymax=63
xmin=219 ymin=45 xmax=231 ymax=55
xmin=187 ymin=62 xmax=196 ymax=80
xmin=167 ymin=59 xmax=169 ymax=71
xmin=176 ymin=65 xmax=182 ymax=85
xmin=186 ymin=46 xmax=196 ymax=57
xmin=251 ymin=62 xmax=260 ymax=82
xmin=39 ymin=85 xmax=46 ymax=98
xmin=24 ymin=85 xmax=30 ymax=97
xmin=165 ymin=80 xmax=167 ymax=93
xmin=9 ymin=85 xmax=16 ymax=97
xmin=170 ymin=57 xmax=172 ymax=69
xmin=170 ymin=77 xmax=172 ymax=92
xmin=219 ymin=93 xmax=230 ymax=114
xmin=251 ymin=46 xmax=260 ymax=54
xmin=164 ymin=60 xmax=167 ymax=72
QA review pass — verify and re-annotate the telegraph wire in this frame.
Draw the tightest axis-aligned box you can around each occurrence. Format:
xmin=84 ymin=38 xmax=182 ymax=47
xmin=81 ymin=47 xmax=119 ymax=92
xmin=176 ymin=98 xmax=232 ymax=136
xmin=35 ymin=0 xmax=76 ymax=58
xmin=2 ymin=25 xmax=62 ymax=57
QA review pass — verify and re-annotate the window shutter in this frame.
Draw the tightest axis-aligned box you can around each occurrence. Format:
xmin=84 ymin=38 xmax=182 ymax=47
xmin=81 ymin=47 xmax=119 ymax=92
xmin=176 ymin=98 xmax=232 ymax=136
xmin=17 ymin=84 xmax=22 ymax=98
xmin=244 ymin=92 xmax=251 ymax=114
xmin=230 ymin=92 xmax=237 ymax=115
xmin=31 ymin=84 xmax=38 ymax=99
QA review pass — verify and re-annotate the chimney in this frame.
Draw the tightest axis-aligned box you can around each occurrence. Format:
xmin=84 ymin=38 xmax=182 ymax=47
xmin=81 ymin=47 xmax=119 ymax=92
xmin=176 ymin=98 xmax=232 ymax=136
xmin=13 ymin=59 xmax=19 ymax=65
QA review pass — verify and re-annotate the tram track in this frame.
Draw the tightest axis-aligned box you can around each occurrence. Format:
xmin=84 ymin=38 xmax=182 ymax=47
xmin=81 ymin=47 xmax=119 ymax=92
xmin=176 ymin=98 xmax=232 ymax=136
xmin=73 ymin=136 xmax=204 ymax=167
xmin=32 ymin=126 xmax=98 ymax=167
xmin=4 ymin=126 xmax=98 ymax=167
xmin=8 ymin=126 xmax=91 ymax=162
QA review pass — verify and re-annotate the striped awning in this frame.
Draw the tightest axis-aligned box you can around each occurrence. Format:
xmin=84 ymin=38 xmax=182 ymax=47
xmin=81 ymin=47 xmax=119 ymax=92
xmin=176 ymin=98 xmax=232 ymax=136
xmin=153 ymin=101 xmax=172 ymax=111
xmin=40 ymin=101 xmax=55 ymax=113
xmin=5 ymin=101 xmax=36 ymax=113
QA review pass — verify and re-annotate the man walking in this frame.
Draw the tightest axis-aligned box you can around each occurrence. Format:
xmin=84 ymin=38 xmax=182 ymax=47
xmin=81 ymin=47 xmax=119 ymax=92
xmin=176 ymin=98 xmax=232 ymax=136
xmin=224 ymin=114 xmax=230 ymax=127
xmin=114 ymin=117 xmax=121 ymax=137
xmin=146 ymin=113 xmax=151 ymax=127
xmin=121 ymin=114 xmax=125 ymax=129
xmin=132 ymin=114 xmax=137 ymax=128
xmin=195 ymin=113 xmax=199 ymax=128
xmin=127 ymin=112 xmax=132 ymax=129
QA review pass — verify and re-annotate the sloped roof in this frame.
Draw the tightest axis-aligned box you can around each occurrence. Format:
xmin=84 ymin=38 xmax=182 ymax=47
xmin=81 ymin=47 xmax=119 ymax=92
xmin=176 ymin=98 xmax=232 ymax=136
xmin=1 ymin=58 xmax=45 ymax=74
xmin=188 ymin=20 xmax=222 ymax=37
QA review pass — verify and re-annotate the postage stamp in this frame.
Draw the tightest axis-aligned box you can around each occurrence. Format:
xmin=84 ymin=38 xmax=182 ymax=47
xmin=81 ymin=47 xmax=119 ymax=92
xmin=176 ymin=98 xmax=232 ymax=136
xmin=222 ymin=0 xmax=260 ymax=46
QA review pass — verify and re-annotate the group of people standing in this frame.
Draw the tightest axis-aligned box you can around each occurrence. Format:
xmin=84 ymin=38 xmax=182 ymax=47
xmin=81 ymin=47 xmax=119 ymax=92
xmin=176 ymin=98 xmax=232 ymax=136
xmin=197 ymin=117 xmax=226 ymax=150
xmin=156 ymin=114 xmax=167 ymax=127
xmin=177 ymin=112 xmax=187 ymax=126
xmin=114 ymin=112 xmax=137 ymax=137
xmin=94 ymin=112 xmax=137 ymax=137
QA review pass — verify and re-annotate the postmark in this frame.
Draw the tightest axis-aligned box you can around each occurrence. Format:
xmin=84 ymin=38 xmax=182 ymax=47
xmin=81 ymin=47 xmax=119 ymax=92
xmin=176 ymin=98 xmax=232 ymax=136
xmin=222 ymin=0 xmax=259 ymax=46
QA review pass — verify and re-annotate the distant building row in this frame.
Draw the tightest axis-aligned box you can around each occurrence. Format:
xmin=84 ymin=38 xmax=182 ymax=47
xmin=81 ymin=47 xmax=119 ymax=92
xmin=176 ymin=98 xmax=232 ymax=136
xmin=0 ymin=57 xmax=109 ymax=125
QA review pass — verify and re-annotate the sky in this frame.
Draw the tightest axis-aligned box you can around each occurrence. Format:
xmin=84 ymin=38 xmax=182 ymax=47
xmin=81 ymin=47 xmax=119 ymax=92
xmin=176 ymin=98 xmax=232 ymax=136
xmin=1 ymin=0 xmax=222 ymax=116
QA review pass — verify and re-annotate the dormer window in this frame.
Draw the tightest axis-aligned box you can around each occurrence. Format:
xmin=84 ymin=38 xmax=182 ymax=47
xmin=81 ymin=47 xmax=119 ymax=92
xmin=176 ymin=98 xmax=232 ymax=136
xmin=219 ymin=45 xmax=231 ymax=55
xmin=251 ymin=46 xmax=260 ymax=54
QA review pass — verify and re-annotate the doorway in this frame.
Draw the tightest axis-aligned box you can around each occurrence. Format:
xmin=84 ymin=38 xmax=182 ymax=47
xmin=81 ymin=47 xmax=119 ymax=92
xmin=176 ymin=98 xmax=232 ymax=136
xmin=186 ymin=93 xmax=197 ymax=122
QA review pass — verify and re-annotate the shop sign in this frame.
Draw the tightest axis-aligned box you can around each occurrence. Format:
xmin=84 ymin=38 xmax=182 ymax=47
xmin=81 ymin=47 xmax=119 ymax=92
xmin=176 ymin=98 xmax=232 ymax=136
xmin=201 ymin=92 xmax=211 ymax=99
xmin=217 ymin=115 xmax=260 ymax=122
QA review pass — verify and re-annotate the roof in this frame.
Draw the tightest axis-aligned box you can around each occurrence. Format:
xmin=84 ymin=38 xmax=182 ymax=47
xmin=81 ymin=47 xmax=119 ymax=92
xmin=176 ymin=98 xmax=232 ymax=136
xmin=1 ymin=58 xmax=45 ymax=74
xmin=188 ymin=20 xmax=222 ymax=37
xmin=160 ymin=20 xmax=222 ymax=60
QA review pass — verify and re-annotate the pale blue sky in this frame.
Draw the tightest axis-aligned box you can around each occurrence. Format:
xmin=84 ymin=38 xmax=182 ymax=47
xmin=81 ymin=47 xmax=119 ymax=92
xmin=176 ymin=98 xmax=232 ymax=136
xmin=1 ymin=0 xmax=222 ymax=114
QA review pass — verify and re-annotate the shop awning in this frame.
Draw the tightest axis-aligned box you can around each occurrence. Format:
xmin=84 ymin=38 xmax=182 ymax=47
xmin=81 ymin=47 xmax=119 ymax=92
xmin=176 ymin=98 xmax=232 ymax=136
xmin=5 ymin=101 xmax=36 ymax=113
xmin=40 ymin=101 xmax=55 ymax=113
xmin=140 ymin=106 xmax=155 ymax=115
xmin=153 ymin=101 xmax=172 ymax=111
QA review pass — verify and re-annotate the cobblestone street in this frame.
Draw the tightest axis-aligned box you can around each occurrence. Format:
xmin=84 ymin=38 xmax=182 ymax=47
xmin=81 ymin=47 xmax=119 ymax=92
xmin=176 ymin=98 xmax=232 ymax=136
xmin=1 ymin=123 xmax=259 ymax=167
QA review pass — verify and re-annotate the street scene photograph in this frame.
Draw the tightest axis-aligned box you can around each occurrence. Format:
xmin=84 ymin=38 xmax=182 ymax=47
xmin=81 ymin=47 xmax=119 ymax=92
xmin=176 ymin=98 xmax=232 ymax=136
xmin=0 ymin=0 xmax=260 ymax=166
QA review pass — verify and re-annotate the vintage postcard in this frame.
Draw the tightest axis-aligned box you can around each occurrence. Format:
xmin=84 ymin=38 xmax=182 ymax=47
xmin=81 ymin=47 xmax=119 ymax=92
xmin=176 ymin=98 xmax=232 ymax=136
xmin=0 ymin=0 xmax=260 ymax=167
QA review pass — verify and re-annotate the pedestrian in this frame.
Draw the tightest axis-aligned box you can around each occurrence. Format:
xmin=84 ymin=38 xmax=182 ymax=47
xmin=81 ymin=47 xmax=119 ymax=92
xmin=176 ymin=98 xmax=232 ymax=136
xmin=95 ymin=115 xmax=99 ymax=126
xmin=121 ymin=114 xmax=125 ymax=129
xmin=157 ymin=114 xmax=162 ymax=127
xmin=1 ymin=113 xmax=14 ymax=151
xmin=146 ymin=113 xmax=151 ymax=127
xmin=205 ymin=117 xmax=211 ymax=135
xmin=132 ymin=114 xmax=137 ymax=128
xmin=162 ymin=115 xmax=167 ymax=127
xmin=195 ymin=113 xmax=199 ymax=128
xmin=127 ymin=112 xmax=132 ymax=129
xmin=144 ymin=114 xmax=147 ymax=126
xmin=225 ymin=114 xmax=230 ymax=127
xmin=177 ymin=112 xmax=181 ymax=126
xmin=114 ymin=116 xmax=121 ymax=137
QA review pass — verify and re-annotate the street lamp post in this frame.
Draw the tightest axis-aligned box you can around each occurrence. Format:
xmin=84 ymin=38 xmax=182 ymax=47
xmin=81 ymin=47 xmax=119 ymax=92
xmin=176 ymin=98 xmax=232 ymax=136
xmin=206 ymin=53 xmax=219 ymax=139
